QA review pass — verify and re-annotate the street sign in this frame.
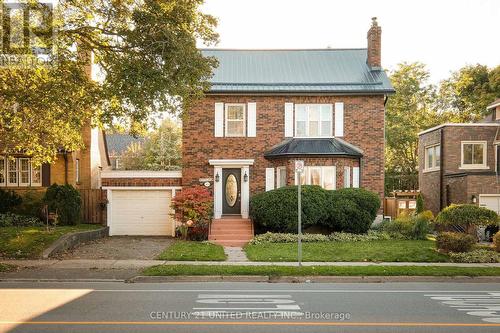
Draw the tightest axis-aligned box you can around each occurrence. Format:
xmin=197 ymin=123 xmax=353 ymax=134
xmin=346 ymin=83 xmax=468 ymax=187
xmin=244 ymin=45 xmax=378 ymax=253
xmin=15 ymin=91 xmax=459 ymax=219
xmin=295 ymin=160 xmax=304 ymax=173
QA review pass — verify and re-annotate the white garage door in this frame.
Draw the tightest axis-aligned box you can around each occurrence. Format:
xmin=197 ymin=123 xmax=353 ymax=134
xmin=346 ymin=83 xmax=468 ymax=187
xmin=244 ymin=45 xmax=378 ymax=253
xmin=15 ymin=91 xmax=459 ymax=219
xmin=479 ymin=195 xmax=500 ymax=215
xmin=109 ymin=190 xmax=173 ymax=236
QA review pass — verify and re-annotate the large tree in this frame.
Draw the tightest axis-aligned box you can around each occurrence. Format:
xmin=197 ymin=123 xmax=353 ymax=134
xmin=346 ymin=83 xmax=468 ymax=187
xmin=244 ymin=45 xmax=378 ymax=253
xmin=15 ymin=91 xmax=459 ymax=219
xmin=0 ymin=0 xmax=218 ymax=164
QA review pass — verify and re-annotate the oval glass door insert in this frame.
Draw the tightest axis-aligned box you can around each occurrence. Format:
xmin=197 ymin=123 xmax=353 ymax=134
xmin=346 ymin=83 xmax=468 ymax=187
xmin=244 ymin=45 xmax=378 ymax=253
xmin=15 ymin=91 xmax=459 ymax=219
xmin=225 ymin=174 xmax=238 ymax=207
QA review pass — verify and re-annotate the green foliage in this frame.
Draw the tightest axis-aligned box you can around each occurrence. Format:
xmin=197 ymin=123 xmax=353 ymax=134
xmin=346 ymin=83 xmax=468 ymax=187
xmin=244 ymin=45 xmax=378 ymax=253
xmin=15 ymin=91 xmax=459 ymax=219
xmin=250 ymin=186 xmax=329 ymax=233
xmin=436 ymin=204 xmax=498 ymax=227
xmin=171 ymin=185 xmax=212 ymax=240
xmin=494 ymin=232 xmax=500 ymax=253
xmin=13 ymin=190 xmax=45 ymax=218
xmin=449 ymin=249 xmax=500 ymax=263
xmin=43 ymin=184 xmax=81 ymax=226
xmin=121 ymin=119 xmax=182 ymax=170
xmin=326 ymin=188 xmax=380 ymax=233
xmin=0 ymin=189 xmax=22 ymax=213
xmin=249 ymin=231 xmax=391 ymax=245
xmin=0 ymin=213 xmax=43 ymax=227
xmin=381 ymin=212 xmax=431 ymax=240
xmin=0 ymin=0 xmax=218 ymax=163
xmin=436 ymin=232 xmax=476 ymax=253
xmin=416 ymin=194 xmax=424 ymax=214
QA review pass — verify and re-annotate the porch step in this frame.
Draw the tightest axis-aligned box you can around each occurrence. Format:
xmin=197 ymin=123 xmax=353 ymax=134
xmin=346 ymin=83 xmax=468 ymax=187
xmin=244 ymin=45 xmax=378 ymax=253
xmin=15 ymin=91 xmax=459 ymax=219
xmin=209 ymin=217 xmax=254 ymax=247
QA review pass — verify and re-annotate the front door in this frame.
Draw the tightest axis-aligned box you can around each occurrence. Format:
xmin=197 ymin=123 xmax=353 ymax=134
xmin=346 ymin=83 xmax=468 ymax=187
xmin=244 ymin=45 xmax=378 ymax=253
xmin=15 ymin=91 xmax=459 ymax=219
xmin=222 ymin=168 xmax=241 ymax=215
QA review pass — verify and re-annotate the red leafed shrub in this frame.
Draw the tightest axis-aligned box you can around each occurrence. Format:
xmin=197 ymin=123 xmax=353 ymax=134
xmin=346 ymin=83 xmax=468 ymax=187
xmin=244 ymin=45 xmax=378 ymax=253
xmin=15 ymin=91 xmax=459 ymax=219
xmin=171 ymin=186 xmax=213 ymax=240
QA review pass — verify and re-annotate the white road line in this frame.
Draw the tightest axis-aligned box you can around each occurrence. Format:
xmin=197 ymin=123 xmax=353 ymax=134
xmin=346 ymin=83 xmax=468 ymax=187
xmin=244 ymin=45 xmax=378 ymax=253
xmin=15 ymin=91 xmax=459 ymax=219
xmin=60 ymin=289 xmax=500 ymax=293
xmin=426 ymin=293 xmax=500 ymax=323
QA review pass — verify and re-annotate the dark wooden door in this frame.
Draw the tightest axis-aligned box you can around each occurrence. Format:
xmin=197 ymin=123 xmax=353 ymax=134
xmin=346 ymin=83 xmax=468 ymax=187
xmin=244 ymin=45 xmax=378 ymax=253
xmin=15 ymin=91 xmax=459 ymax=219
xmin=222 ymin=168 xmax=241 ymax=215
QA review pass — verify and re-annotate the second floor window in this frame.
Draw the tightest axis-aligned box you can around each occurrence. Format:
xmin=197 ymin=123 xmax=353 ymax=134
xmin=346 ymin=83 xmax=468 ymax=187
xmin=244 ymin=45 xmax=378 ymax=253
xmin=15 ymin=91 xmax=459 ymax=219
xmin=461 ymin=141 xmax=487 ymax=168
xmin=225 ymin=104 xmax=246 ymax=137
xmin=295 ymin=104 xmax=332 ymax=137
xmin=424 ymin=144 xmax=440 ymax=171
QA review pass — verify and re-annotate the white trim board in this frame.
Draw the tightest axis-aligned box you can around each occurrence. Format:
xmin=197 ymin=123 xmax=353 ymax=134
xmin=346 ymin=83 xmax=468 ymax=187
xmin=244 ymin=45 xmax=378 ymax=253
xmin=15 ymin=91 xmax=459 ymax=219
xmin=101 ymin=170 xmax=182 ymax=178
xmin=209 ymin=159 xmax=254 ymax=167
xmin=103 ymin=186 xmax=182 ymax=190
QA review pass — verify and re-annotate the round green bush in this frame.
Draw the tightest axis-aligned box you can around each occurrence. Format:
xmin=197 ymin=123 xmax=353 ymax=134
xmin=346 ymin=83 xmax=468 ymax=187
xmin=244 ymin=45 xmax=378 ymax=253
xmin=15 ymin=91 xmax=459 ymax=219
xmin=436 ymin=204 xmax=498 ymax=227
xmin=43 ymin=184 xmax=81 ymax=225
xmin=250 ymin=185 xmax=329 ymax=233
xmin=436 ymin=232 xmax=476 ymax=253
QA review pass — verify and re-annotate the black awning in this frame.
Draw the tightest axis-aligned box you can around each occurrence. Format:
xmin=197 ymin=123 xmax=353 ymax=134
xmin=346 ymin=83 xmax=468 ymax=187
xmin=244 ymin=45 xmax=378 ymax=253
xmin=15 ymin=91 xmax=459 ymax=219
xmin=264 ymin=138 xmax=363 ymax=159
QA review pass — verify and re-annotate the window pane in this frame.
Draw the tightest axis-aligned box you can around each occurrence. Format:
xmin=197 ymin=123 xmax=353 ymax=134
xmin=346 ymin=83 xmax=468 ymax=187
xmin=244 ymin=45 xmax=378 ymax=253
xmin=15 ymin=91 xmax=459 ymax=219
xmin=321 ymin=105 xmax=331 ymax=120
xmin=426 ymin=147 xmax=433 ymax=169
xmin=227 ymin=121 xmax=244 ymax=136
xmin=296 ymin=169 xmax=306 ymax=185
xmin=296 ymin=105 xmax=307 ymax=121
xmin=227 ymin=105 xmax=244 ymax=120
xmin=321 ymin=121 xmax=332 ymax=136
xmin=344 ymin=166 xmax=351 ymax=188
xmin=472 ymin=144 xmax=484 ymax=164
xmin=32 ymin=164 xmax=41 ymax=184
xmin=278 ymin=168 xmax=286 ymax=188
xmin=309 ymin=121 xmax=319 ymax=136
xmin=8 ymin=159 xmax=17 ymax=184
xmin=463 ymin=144 xmax=473 ymax=164
xmin=296 ymin=121 xmax=306 ymax=136
xmin=435 ymin=146 xmax=440 ymax=167
xmin=323 ymin=167 xmax=335 ymax=190
xmin=310 ymin=168 xmax=321 ymax=186
xmin=20 ymin=159 xmax=29 ymax=184
xmin=309 ymin=106 xmax=320 ymax=120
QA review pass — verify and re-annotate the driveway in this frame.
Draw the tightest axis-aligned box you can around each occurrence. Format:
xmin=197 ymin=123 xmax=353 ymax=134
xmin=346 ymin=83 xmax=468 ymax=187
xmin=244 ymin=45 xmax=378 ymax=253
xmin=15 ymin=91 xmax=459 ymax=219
xmin=60 ymin=236 xmax=174 ymax=260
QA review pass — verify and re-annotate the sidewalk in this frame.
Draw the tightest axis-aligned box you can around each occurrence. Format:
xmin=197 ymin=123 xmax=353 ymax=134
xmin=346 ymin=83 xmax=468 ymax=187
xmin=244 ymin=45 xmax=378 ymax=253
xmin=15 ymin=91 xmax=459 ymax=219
xmin=2 ymin=259 xmax=500 ymax=269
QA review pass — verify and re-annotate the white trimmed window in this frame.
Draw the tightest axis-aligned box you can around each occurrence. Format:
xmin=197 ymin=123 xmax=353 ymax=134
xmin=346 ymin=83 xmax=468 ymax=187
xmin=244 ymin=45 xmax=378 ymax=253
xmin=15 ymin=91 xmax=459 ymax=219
xmin=7 ymin=158 xmax=18 ymax=186
xmin=276 ymin=166 xmax=287 ymax=188
xmin=295 ymin=166 xmax=336 ymax=190
xmin=31 ymin=164 xmax=42 ymax=186
xmin=424 ymin=144 xmax=440 ymax=171
xmin=344 ymin=166 xmax=351 ymax=188
xmin=19 ymin=158 xmax=30 ymax=186
xmin=461 ymin=141 xmax=487 ymax=169
xmin=225 ymin=104 xmax=246 ymax=137
xmin=295 ymin=104 xmax=332 ymax=137
xmin=0 ymin=156 xmax=5 ymax=186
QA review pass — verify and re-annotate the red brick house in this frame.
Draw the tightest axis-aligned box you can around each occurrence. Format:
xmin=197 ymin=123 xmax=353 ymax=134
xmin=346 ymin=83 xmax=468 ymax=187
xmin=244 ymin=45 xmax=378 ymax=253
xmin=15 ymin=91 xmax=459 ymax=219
xmin=182 ymin=18 xmax=394 ymax=244
xmin=418 ymin=99 xmax=500 ymax=215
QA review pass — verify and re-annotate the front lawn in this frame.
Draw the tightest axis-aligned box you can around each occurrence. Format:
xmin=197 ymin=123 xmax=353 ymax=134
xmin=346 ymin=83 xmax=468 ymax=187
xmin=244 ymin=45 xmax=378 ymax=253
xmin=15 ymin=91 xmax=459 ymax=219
xmin=157 ymin=241 xmax=226 ymax=261
xmin=0 ymin=224 xmax=101 ymax=259
xmin=143 ymin=265 xmax=500 ymax=277
xmin=244 ymin=240 xmax=449 ymax=262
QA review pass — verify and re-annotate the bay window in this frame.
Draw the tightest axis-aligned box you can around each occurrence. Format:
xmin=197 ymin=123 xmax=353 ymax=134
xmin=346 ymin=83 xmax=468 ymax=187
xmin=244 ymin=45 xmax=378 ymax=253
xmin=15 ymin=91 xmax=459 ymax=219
xmin=295 ymin=104 xmax=332 ymax=137
xmin=295 ymin=166 xmax=336 ymax=190
xmin=461 ymin=141 xmax=487 ymax=169
xmin=276 ymin=167 xmax=287 ymax=188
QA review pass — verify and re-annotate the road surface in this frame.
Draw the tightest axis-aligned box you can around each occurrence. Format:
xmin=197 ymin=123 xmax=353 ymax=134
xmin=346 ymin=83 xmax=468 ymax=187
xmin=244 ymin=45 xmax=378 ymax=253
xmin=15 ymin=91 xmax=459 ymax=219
xmin=1 ymin=281 xmax=500 ymax=333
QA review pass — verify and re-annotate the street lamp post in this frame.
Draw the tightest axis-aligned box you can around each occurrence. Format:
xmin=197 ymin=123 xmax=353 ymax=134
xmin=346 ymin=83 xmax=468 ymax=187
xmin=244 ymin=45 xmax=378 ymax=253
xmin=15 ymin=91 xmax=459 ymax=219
xmin=295 ymin=160 xmax=304 ymax=267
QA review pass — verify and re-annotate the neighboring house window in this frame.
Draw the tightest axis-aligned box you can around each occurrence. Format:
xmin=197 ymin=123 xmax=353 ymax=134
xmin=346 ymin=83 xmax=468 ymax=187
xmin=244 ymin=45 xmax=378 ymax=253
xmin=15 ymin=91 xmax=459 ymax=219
xmin=115 ymin=158 xmax=121 ymax=170
xmin=424 ymin=144 xmax=440 ymax=171
xmin=1 ymin=157 xmax=42 ymax=187
xmin=75 ymin=158 xmax=80 ymax=183
xmin=344 ymin=166 xmax=351 ymax=188
xmin=461 ymin=141 xmax=487 ymax=169
xmin=295 ymin=104 xmax=332 ymax=137
xmin=225 ymin=104 xmax=246 ymax=137
xmin=295 ymin=166 xmax=336 ymax=190
xmin=276 ymin=167 xmax=287 ymax=188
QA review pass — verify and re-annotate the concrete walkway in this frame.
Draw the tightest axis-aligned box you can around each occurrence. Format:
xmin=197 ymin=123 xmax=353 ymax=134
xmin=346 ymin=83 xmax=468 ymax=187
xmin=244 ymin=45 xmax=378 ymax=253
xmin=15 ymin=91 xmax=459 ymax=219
xmin=2 ymin=259 xmax=500 ymax=269
xmin=224 ymin=247 xmax=249 ymax=262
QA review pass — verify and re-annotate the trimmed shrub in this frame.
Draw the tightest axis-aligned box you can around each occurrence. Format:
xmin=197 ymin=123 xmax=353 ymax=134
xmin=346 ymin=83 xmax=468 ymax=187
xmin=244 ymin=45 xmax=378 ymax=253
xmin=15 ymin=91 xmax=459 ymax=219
xmin=171 ymin=185 xmax=212 ymax=241
xmin=0 ymin=189 xmax=22 ymax=213
xmin=494 ymin=232 xmax=500 ymax=252
xmin=0 ymin=213 xmax=43 ymax=227
xmin=249 ymin=230 xmax=391 ymax=245
xmin=436 ymin=232 xmax=476 ymax=253
xmin=412 ymin=214 xmax=431 ymax=240
xmin=43 ymin=184 xmax=81 ymax=225
xmin=415 ymin=194 xmax=424 ymax=214
xmin=436 ymin=204 xmax=498 ymax=228
xmin=250 ymin=186 xmax=329 ymax=233
xmin=324 ymin=188 xmax=381 ymax=234
xmin=450 ymin=249 xmax=500 ymax=263
xmin=14 ymin=190 xmax=45 ymax=218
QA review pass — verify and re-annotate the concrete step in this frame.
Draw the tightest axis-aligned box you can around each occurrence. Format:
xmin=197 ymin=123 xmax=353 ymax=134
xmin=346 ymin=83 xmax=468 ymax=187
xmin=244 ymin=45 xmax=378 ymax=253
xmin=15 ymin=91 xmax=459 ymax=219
xmin=209 ymin=234 xmax=253 ymax=241
xmin=210 ymin=225 xmax=253 ymax=232
xmin=212 ymin=240 xmax=250 ymax=247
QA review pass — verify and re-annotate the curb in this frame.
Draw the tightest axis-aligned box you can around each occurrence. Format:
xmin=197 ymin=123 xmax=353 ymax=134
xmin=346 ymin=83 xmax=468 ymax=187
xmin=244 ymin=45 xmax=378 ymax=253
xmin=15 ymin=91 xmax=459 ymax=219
xmin=42 ymin=227 xmax=109 ymax=259
xmin=0 ymin=278 xmax=125 ymax=283
xmin=127 ymin=275 xmax=500 ymax=283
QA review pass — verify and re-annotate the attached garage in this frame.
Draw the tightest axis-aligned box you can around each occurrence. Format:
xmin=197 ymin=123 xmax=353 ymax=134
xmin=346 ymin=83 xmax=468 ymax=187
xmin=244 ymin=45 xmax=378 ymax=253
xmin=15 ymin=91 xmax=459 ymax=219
xmin=101 ymin=171 xmax=182 ymax=236
xmin=479 ymin=195 xmax=500 ymax=215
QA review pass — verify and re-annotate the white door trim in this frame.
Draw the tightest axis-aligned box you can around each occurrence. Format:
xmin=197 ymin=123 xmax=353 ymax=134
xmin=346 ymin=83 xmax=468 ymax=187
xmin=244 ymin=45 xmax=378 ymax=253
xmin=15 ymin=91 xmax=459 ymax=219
xmin=209 ymin=159 xmax=254 ymax=167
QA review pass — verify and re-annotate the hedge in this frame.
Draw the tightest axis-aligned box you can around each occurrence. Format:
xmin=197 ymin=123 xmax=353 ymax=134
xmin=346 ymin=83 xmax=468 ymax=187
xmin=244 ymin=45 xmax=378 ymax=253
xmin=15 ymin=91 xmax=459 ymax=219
xmin=43 ymin=184 xmax=81 ymax=225
xmin=436 ymin=232 xmax=476 ymax=253
xmin=436 ymin=204 xmax=498 ymax=227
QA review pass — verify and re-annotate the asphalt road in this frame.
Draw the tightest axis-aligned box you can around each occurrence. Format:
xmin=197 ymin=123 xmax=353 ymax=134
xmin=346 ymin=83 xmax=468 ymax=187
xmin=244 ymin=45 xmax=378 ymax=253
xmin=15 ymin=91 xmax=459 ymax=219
xmin=1 ymin=282 xmax=500 ymax=333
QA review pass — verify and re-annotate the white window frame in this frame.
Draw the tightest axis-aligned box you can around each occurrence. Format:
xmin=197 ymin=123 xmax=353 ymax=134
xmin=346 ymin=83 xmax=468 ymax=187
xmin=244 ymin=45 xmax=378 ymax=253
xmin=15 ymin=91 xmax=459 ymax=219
xmin=424 ymin=144 xmax=440 ymax=172
xmin=18 ymin=158 xmax=31 ymax=187
xmin=276 ymin=166 xmax=287 ymax=188
xmin=460 ymin=141 xmax=488 ymax=170
xmin=294 ymin=166 xmax=336 ymax=190
xmin=7 ymin=158 xmax=18 ymax=186
xmin=225 ymin=103 xmax=246 ymax=137
xmin=31 ymin=163 xmax=42 ymax=187
xmin=344 ymin=166 xmax=351 ymax=188
xmin=294 ymin=104 xmax=333 ymax=138
xmin=0 ymin=156 xmax=5 ymax=186
xmin=76 ymin=158 xmax=80 ymax=183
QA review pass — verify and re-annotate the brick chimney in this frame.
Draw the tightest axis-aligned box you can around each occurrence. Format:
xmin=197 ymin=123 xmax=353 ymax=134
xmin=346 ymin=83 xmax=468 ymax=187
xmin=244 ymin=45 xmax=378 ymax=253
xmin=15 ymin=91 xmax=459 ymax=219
xmin=366 ymin=17 xmax=382 ymax=69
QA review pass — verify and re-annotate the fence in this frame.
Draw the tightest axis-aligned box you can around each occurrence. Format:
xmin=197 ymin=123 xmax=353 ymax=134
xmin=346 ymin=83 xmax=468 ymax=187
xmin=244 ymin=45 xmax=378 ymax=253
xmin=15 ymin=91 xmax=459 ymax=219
xmin=79 ymin=189 xmax=106 ymax=224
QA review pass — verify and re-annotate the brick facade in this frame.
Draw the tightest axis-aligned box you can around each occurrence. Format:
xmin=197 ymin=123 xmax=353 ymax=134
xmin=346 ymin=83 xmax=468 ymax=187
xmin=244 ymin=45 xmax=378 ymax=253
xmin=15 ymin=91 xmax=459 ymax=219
xmin=101 ymin=177 xmax=182 ymax=187
xmin=419 ymin=124 xmax=500 ymax=215
xmin=182 ymin=94 xmax=385 ymax=200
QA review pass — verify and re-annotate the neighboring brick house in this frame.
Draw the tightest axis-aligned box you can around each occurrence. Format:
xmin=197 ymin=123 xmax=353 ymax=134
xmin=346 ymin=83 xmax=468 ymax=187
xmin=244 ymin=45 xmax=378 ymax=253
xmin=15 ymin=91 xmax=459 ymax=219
xmin=418 ymin=99 xmax=500 ymax=215
xmin=182 ymin=18 xmax=394 ymax=245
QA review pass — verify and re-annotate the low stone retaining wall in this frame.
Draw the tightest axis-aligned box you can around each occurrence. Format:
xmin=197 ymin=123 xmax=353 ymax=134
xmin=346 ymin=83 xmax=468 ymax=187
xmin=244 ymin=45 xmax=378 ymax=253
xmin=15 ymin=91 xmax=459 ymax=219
xmin=42 ymin=227 xmax=109 ymax=259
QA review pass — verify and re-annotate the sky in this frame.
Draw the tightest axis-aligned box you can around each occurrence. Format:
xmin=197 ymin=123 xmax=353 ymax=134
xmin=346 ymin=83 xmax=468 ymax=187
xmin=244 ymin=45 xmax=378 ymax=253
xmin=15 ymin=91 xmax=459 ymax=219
xmin=200 ymin=0 xmax=500 ymax=83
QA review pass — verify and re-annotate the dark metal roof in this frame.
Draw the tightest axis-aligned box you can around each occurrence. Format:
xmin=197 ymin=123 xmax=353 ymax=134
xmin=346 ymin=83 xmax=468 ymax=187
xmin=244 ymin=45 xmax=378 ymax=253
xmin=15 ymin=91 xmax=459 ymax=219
xmin=105 ymin=133 xmax=145 ymax=156
xmin=264 ymin=138 xmax=363 ymax=159
xmin=201 ymin=49 xmax=394 ymax=94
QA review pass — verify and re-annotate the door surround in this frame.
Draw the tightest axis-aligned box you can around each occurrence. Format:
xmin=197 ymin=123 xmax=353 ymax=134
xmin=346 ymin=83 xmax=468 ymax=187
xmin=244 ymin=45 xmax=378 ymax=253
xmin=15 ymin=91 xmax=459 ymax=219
xmin=209 ymin=159 xmax=254 ymax=219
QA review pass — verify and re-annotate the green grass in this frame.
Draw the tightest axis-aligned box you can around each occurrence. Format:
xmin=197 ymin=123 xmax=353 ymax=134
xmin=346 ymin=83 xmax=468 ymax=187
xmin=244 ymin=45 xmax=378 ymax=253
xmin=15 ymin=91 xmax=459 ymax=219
xmin=0 ymin=224 xmax=101 ymax=259
xmin=157 ymin=241 xmax=226 ymax=261
xmin=244 ymin=240 xmax=449 ymax=262
xmin=143 ymin=265 xmax=500 ymax=277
